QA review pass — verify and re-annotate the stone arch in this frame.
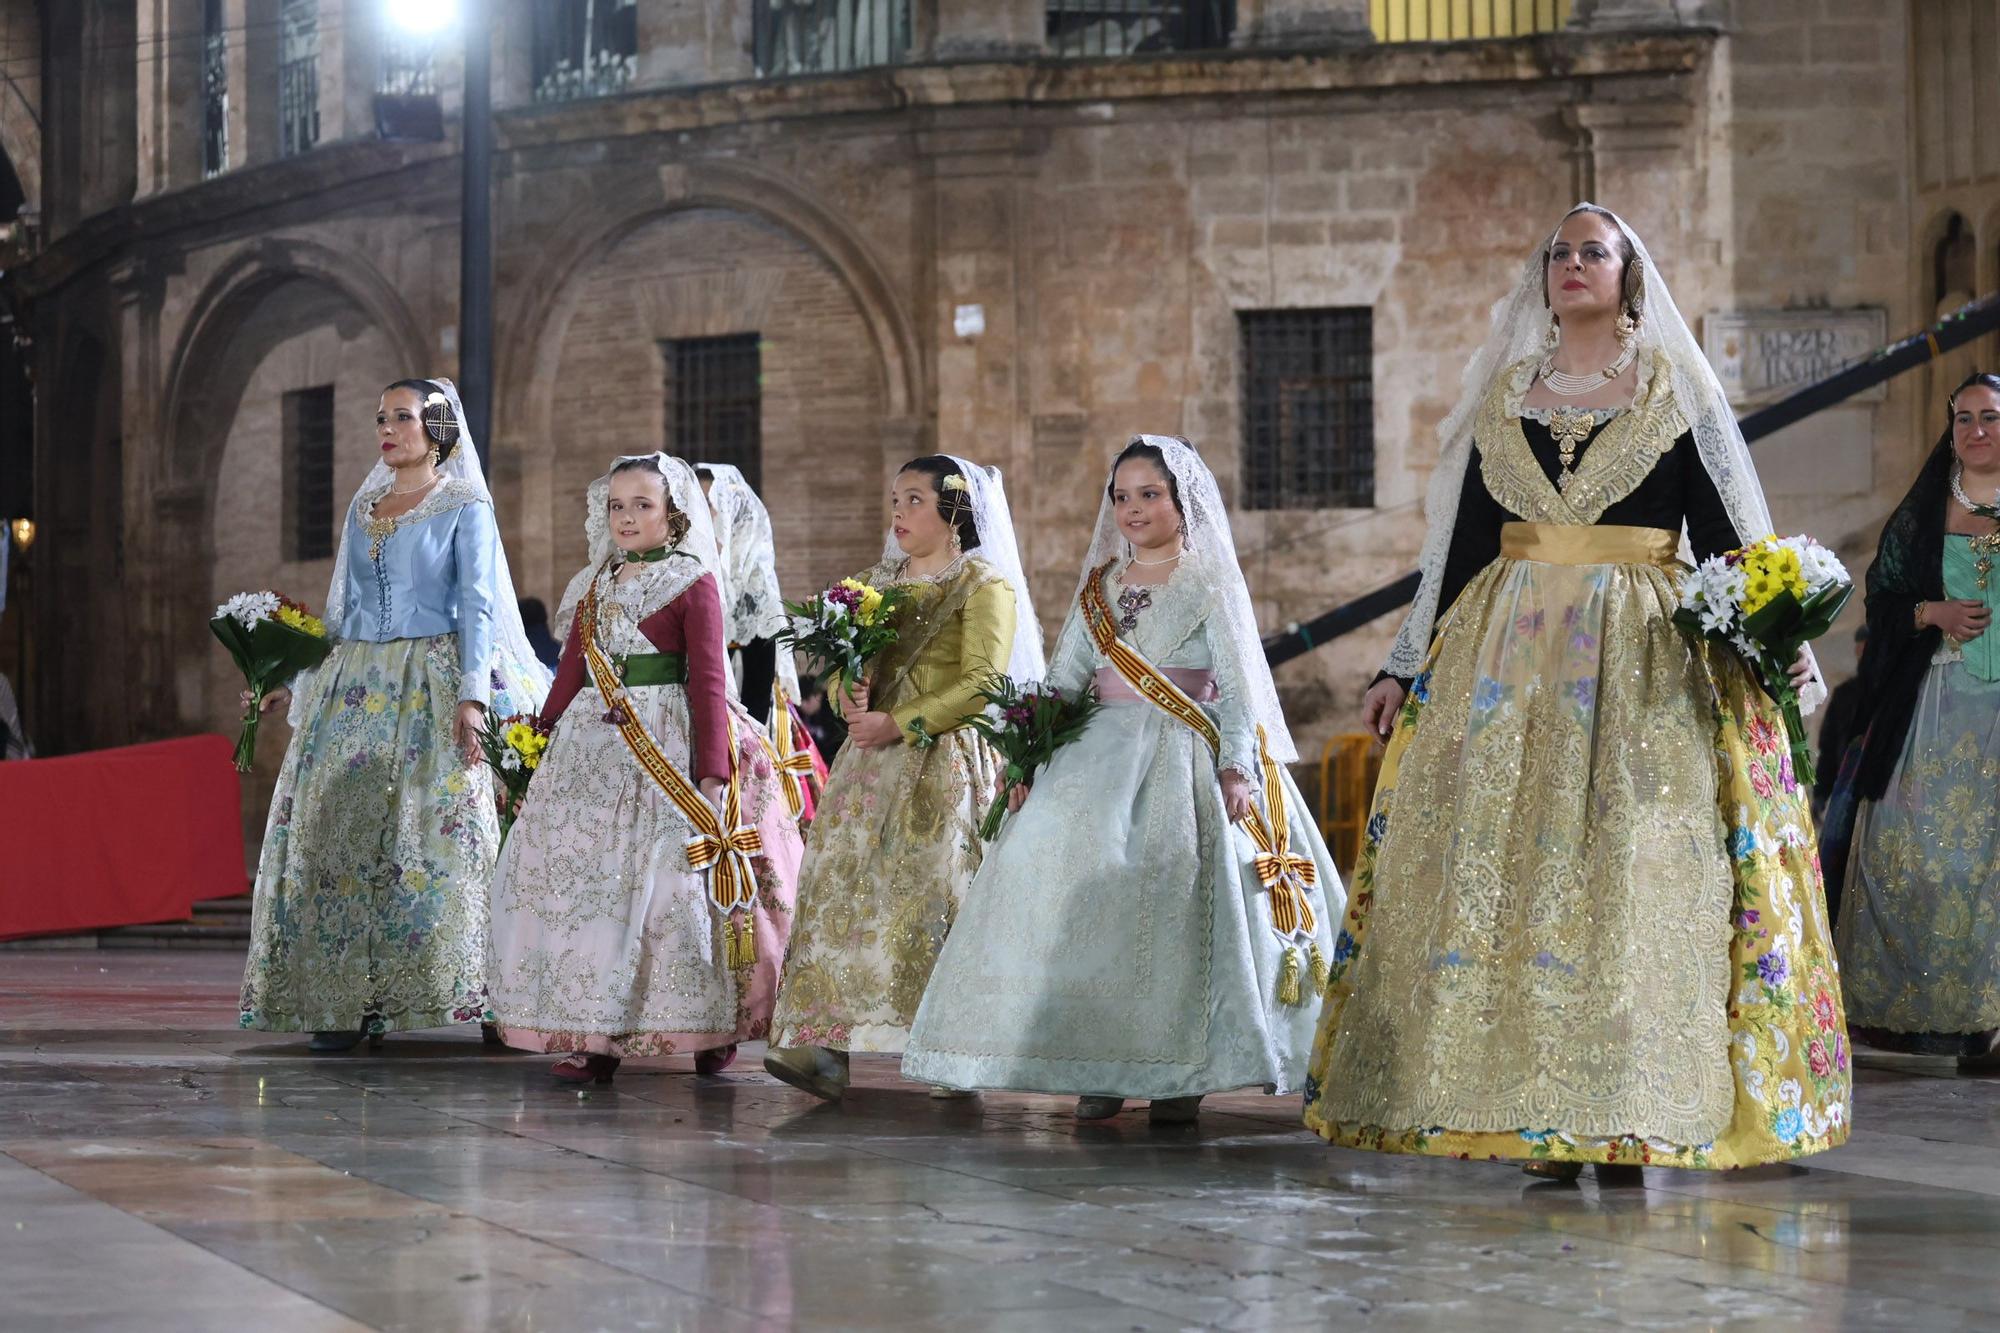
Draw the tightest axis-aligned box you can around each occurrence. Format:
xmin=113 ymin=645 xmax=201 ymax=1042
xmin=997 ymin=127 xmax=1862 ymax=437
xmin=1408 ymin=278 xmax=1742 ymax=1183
xmin=498 ymin=157 xmax=922 ymax=453
xmin=141 ymin=240 xmax=428 ymax=753
xmin=496 ymin=158 xmax=923 ymax=599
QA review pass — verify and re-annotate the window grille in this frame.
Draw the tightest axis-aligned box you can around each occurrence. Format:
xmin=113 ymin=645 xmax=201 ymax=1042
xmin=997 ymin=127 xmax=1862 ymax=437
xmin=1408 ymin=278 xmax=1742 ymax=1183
xmin=1239 ymin=309 xmax=1374 ymax=511
xmin=532 ymin=0 xmax=639 ymax=103
xmin=278 ymin=0 xmax=320 ymax=158
xmin=202 ymin=0 xmax=228 ymax=177
xmin=282 ymin=386 xmax=336 ymax=562
xmin=1045 ymin=1 xmax=1235 ymax=58
xmin=664 ymin=335 xmax=763 ymax=493
xmin=753 ymin=0 xmax=912 ymax=77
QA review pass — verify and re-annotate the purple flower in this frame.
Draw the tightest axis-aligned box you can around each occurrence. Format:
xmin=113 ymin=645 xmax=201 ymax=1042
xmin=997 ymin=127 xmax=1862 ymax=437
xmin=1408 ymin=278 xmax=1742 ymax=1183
xmin=1756 ymin=947 xmax=1789 ymax=987
xmin=344 ymin=684 xmax=367 ymax=707
xmin=1570 ymin=678 xmax=1596 ymax=712
xmin=1779 ymin=753 xmax=1797 ymax=794
xmin=1736 ymin=908 xmax=1761 ymax=928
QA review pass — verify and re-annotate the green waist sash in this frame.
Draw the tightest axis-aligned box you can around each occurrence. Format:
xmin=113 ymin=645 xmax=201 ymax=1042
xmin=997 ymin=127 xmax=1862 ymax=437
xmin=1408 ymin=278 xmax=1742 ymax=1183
xmin=614 ymin=651 xmax=689 ymax=687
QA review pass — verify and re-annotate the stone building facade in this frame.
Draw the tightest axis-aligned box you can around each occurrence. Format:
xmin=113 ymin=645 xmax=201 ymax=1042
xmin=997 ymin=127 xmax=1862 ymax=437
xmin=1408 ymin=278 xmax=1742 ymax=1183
xmin=0 ymin=0 xmax=1972 ymax=823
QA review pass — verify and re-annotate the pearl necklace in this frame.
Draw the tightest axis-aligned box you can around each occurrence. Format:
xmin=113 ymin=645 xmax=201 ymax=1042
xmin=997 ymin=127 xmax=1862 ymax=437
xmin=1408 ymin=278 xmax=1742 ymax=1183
xmin=1130 ymin=548 xmax=1183 ymax=567
xmin=1537 ymin=342 xmax=1638 ymax=398
xmin=1950 ymin=461 xmax=2000 ymax=520
xmin=389 ymin=473 xmax=441 ymax=497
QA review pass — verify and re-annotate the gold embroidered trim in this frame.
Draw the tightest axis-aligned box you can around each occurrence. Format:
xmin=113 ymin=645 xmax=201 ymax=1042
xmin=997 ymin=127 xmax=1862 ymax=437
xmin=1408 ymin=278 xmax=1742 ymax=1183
xmin=1477 ymin=350 xmax=1688 ymax=526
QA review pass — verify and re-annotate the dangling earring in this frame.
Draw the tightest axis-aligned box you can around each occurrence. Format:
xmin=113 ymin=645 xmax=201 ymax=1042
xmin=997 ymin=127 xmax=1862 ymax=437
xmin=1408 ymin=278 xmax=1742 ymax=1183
xmin=427 ymin=444 xmax=441 ymax=469
xmin=948 ymin=524 xmax=963 ymax=557
xmin=1541 ymin=314 xmax=1560 ymax=352
xmin=1615 ymin=307 xmax=1638 ymax=351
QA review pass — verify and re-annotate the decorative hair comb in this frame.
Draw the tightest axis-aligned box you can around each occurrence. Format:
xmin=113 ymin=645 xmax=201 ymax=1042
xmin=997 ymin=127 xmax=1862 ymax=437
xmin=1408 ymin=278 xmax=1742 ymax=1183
xmin=942 ymin=475 xmax=969 ymax=493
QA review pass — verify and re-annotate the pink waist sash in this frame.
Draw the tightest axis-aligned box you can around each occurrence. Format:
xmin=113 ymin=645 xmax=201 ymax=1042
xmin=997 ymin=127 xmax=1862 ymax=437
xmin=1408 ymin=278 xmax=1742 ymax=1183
xmin=1093 ymin=665 xmax=1219 ymax=705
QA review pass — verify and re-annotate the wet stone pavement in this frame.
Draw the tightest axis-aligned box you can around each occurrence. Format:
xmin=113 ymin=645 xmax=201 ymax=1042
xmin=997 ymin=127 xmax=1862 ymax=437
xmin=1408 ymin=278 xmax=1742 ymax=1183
xmin=4 ymin=949 xmax=2000 ymax=1331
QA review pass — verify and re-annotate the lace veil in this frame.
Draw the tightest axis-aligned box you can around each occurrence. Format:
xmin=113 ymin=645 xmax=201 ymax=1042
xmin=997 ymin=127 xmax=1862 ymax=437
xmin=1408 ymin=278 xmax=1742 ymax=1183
xmin=1070 ymin=434 xmax=1298 ymax=763
xmin=555 ymin=452 xmax=723 ymax=641
xmin=700 ymin=462 xmax=802 ymax=699
xmin=1384 ymin=203 xmax=1824 ymax=710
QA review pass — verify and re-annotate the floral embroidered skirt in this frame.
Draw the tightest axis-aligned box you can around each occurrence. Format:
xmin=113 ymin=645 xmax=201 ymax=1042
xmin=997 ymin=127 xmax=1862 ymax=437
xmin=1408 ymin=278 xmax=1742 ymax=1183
xmin=239 ymin=635 xmax=498 ymax=1034
xmin=1836 ymin=658 xmax=2000 ymax=1052
xmin=1301 ymin=541 xmax=1851 ymax=1168
xmin=486 ymin=690 xmax=800 ymax=1058
xmin=768 ymin=724 xmax=999 ymax=1054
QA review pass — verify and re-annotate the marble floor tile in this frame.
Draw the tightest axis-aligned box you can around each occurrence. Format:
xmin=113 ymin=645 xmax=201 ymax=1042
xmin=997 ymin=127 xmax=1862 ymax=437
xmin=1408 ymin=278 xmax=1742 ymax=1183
xmin=6 ymin=949 xmax=2000 ymax=1331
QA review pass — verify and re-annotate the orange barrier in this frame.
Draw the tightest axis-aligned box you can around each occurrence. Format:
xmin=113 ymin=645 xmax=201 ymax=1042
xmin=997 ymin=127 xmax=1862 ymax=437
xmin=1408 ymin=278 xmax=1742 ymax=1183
xmin=1316 ymin=732 xmax=1383 ymax=877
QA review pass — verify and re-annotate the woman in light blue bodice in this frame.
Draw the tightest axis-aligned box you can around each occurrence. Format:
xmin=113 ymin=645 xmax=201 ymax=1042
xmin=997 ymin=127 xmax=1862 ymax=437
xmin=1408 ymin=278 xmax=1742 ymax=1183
xmin=238 ymin=378 xmax=549 ymax=1051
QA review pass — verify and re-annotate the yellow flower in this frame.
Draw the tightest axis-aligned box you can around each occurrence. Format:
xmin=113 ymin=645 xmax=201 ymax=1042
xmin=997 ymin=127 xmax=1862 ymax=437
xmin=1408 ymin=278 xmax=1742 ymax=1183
xmin=840 ymin=578 xmax=885 ymax=625
xmin=364 ymin=692 xmax=387 ymax=714
xmin=445 ymin=770 xmax=468 ymax=794
xmin=275 ymin=605 xmax=328 ymax=638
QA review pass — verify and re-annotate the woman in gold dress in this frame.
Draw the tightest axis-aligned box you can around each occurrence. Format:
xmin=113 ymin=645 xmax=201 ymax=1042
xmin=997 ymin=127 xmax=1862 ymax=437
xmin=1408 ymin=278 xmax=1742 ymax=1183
xmin=764 ymin=455 xmax=1041 ymax=1100
xmin=1300 ymin=205 xmax=1852 ymax=1180
xmin=1834 ymin=373 xmax=2000 ymax=1064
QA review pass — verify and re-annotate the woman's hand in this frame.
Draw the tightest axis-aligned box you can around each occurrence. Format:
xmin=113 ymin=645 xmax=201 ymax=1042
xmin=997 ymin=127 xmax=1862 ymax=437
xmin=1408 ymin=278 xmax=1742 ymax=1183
xmin=453 ymin=701 xmax=486 ymax=766
xmin=1361 ymin=678 xmax=1406 ymax=740
xmin=846 ymin=710 xmax=904 ymax=751
xmin=243 ymin=686 xmax=292 ymax=717
xmin=1220 ymin=769 xmax=1256 ymax=825
xmin=1927 ymin=598 xmax=1992 ymax=643
xmin=841 ymin=679 xmax=871 ymax=715
xmin=1786 ymin=646 xmax=1814 ymax=689
xmin=1006 ymin=782 xmax=1030 ymax=814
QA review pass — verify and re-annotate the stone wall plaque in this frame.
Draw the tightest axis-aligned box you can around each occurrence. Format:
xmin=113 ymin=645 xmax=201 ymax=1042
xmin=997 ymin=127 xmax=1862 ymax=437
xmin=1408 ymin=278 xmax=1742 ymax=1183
xmin=1702 ymin=307 xmax=1889 ymax=408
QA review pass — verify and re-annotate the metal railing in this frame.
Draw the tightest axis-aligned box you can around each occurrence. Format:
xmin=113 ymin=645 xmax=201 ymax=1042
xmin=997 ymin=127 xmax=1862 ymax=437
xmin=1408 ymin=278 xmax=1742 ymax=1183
xmin=754 ymin=0 xmax=912 ymax=77
xmin=1370 ymin=0 xmax=1570 ymax=43
xmin=1046 ymin=1 xmax=1235 ymax=58
xmin=1262 ymin=292 xmax=2000 ymax=666
xmin=533 ymin=0 xmax=639 ymax=103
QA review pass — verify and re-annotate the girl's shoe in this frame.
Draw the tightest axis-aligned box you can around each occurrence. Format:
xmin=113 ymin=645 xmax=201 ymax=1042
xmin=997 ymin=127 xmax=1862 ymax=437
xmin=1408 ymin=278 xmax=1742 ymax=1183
xmin=1522 ymin=1160 xmax=1583 ymax=1183
xmin=1075 ymin=1095 xmax=1125 ymax=1120
xmin=763 ymin=1045 xmax=849 ymax=1101
xmin=694 ymin=1043 xmax=738 ymax=1075
xmin=481 ymin=1022 xmax=507 ymax=1048
xmin=551 ymin=1053 xmax=621 ymax=1085
xmin=928 ymin=1085 xmax=974 ymax=1100
xmin=1148 ymin=1096 xmax=1202 ymax=1123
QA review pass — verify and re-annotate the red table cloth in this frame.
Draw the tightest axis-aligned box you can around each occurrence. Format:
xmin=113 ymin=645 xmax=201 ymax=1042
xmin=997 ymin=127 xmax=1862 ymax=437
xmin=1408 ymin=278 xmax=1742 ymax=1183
xmin=0 ymin=734 xmax=248 ymax=940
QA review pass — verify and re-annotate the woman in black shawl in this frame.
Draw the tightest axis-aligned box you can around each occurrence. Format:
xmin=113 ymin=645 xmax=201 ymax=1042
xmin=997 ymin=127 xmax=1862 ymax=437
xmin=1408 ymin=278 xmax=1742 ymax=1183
xmin=1833 ymin=371 xmax=2000 ymax=1062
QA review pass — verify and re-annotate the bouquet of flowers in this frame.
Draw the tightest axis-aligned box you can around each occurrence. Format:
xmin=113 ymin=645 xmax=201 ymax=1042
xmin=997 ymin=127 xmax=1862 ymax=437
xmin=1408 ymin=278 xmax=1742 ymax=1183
xmin=1675 ymin=534 xmax=1852 ymax=786
xmin=957 ymin=675 xmax=1103 ymax=840
xmin=210 ymin=591 xmax=332 ymax=772
xmin=778 ymin=577 xmax=914 ymax=694
xmin=476 ymin=712 xmax=551 ymax=839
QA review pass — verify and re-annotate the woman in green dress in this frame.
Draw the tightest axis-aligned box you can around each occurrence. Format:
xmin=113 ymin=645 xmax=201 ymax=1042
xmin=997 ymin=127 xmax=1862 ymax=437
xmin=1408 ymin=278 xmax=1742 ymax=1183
xmin=1835 ymin=372 xmax=2000 ymax=1064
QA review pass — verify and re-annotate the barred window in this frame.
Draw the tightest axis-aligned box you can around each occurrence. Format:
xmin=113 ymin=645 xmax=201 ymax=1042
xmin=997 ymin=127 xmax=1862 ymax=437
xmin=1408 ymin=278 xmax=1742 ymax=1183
xmin=754 ymin=1 xmax=912 ymax=76
xmin=282 ymin=386 xmax=336 ymax=562
xmin=533 ymin=0 xmax=639 ymax=103
xmin=379 ymin=28 xmax=439 ymax=97
xmin=664 ymin=335 xmax=763 ymax=493
xmin=202 ymin=0 xmax=227 ymax=177
xmin=1239 ymin=309 xmax=1374 ymax=510
xmin=1046 ymin=1 xmax=1235 ymax=58
xmin=278 ymin=0 xmax=320 ymax=158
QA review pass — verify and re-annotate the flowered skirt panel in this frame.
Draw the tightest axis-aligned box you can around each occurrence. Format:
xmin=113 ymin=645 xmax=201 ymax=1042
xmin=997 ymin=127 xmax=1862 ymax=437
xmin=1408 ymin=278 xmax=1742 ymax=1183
xmin=902 ymin=702 xmax=1342 ymax=1099
xmin=487 ymin=689 xmax=801 ymax=1057
xmin=1837 ymin=660 xmax=2000 ymax=1042
xmin=1300 ymin=555 xmax=1851 ymax=1167
xmin=239 ymin=635 xmax=497 ymax=1033
xmin=768 ymin=726 xmax=999 ymax=1054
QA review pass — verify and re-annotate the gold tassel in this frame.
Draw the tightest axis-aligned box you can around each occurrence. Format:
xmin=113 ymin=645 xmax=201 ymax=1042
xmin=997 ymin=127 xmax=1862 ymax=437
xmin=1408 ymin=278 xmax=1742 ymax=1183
xmin=734 ymin=916 xmax=757 ymax=969
xmin=1277 ymin=946 xmax=1303 ymax=1007
xmin=1309 ymin=942 xmax=1330 ymax=997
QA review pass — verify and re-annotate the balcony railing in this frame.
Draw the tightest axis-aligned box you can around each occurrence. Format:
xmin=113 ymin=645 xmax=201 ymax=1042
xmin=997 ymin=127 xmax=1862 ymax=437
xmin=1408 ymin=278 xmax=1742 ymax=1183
xmin=1046 ymin=1 xmax=1235 ymax=58
xmin=1369 ymin=0 xmax=1572 ymax=43
xmin=754 ymin=0 xmax=912 ymax=77
xmin=533 ymin=0 xmax=639 ymax=103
